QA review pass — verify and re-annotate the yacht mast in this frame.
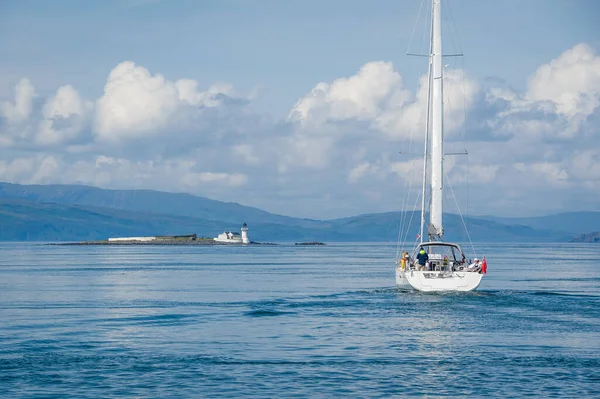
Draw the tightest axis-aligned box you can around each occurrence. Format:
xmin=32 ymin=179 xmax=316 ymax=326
xmin=429 ymin=0 xmax=444 ymax=240
xmin=419 ymin=1 xmax=434 ymax=244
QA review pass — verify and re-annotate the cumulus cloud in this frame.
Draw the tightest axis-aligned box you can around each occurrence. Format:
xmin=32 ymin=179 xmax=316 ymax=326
xmin=0 ymin=42 xmax=599 ymax=218
xmin=94 ymin=61 xmax=181 ymax=140
xmin=0 ymin=79 xmax=92 ymax=148
xmin=482 ymin=44 xmax=600 ymax=142
xmin=37 ymin=85 xmax=93 ymax=145
xmin=233 ymin=144 xmax=260 ymax=165
xmin=466 ymin=44 xmax=600 ymax=211
xmin=93 ymin=61 xmax=251 ymax=143
xmin=287 ymin=62 xmax=411 ymax=125
xmin=0 ymin=154 xmax=249 ymax=194
xmin=348 ymin=161 xmax=380 ymax=183
xmin=0 ymin=78 xmax=36 ymax=125
xmin=287 ymin=61 xmax=478 ymax=142
xmin=526 ymin=43 xmax=600 ymax=118
xmin=377 ymin=69 xmax=479 ymax=140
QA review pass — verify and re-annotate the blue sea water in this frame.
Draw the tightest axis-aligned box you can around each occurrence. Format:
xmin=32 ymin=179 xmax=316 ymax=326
xmin=0 ymin=242 xmax=599 ymax=398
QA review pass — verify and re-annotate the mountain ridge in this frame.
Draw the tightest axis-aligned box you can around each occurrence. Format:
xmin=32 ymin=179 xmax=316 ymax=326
xmin=0 ymin=182 xmax=326 ymax=227
xmin=0 ymin=182 xmax=596 ymax=242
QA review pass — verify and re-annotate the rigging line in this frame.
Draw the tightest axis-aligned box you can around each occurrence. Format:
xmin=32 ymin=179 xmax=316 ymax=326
xmin=412 ymin=230 xmax=421 ymax=254
xmin=399 ymin=191 xmax=412 ymax=250
xmin=406 ymin=0 xmax=428 ymax=56
xmin=444 ymin=0 xmax=459 ymax=60
xmin=398 ymin=150 xmax=417 ymax=251
xmin=401 ymin=64 xmax=431 ymax=248
xmin=466 ymin=140 xmax=469 ymax=227
xmin=425 ymin=189 xmax=433 ymax=240
xmin=396 ymin=188 xmax=404 ymax=258
xmin=397 ymin=126 xmax=417 ymax=256
xmin=445 ymin=0 xmax=464 ymax=55
xmin=400 ymin=12 xmax=438 ymax=253
xmin=398 ymin=133 xmax=413 ymax=224
xmin=420 ymin=0 xmax=431 ymax=57
xmin=439 ymin=0 xmax=462 ymax=60
xmin=444 ymin=168 xmax=477 ymax=257
xmin=397 ymin=133 xmax=409 ymax=243
xmin=398 ymin=58 xmax=429 ymax=255
xmin=399 ymin=139 xmax=418 ymax=251
xmin=444 ymin=0 xmax=471 ymax=235
xmin=403 ymin=188 xmax=417 ymax=245
xmin=403 ymin=186 xmax=422 ymax=247
xmin=397 ymin=150 xmax=414 ymax=258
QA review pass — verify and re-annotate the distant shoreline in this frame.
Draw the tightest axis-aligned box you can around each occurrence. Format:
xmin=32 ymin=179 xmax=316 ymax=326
xmin=1 ymin=182 xmax=599 ymax=243
xmin=49 ymin=240 xmax=330 ymax=246
xmin=52 ymin=240 xmax=222 ymax=246
xmin=49 ymin=240 xmax=283 ymax=246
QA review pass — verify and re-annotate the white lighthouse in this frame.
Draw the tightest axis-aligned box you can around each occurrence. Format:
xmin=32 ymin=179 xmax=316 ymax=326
xmin=241 ymin=222 xmax=250 ymax=244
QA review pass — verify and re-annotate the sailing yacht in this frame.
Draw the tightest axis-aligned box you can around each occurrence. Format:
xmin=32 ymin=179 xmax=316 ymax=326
xmin=395 ymin=0 xmax=487 ymax=292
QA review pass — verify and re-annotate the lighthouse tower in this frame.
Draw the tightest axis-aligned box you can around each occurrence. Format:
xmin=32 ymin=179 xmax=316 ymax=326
xmin=241 ymin=222 xmax=250 ymax=244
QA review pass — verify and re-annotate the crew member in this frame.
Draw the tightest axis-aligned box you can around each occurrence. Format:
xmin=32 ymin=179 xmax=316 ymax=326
xmin=417 ymin=249 xmax=429 ymax=270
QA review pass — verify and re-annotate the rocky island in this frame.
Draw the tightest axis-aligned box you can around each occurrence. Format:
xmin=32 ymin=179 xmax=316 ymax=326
xmin=55 ymin=223 xmax=256 ymax=246
xmin=570 ymin=232 xmax=600 ymax=243
xmin=54 ymin=234 xmax=226 ymax=245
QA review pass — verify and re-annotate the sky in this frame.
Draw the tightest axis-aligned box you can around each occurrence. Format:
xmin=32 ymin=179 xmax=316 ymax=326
xmin=0 ymin=0 xmax=599 ymax=220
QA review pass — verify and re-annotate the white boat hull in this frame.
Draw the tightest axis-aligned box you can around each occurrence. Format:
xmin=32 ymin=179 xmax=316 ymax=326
xmin=214 ymin=238 xmax=243 ymax=244
xmin=395 ymin=266 xmax=411 ymax=288
xmin=405 ymin=269 xmax=483 ymax=292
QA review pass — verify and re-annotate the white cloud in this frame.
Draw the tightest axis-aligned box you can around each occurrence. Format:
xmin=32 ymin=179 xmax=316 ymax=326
xmin=93 ymin=61 xmax=246 ymax=143
xmin=348 ymin=161 xmax=380 ymax=183
xmin=0 ymin=79 xmax=91 ymax=147
xmin=233 ymin=144 xmax=260 ymax=165
xmin=30 ymin=155 xmax=61 ymax=183
xmin=564 ymin=149 xmax=600 ymax=191
xmin=0 ymin=154 xmax=249 ymax=194
xmin=513 ymin=161 xmax=570 ymax=187
xmin=42 ymin=85 xmax=88 ymax=119
xmin=275 ymin=134 xmax=334 ymax=173
xmin=37 ymin=84 xmax=93 ymax=145
xmin=287 ymin=61 xmax=411 ymax=126
xmin=181 ymin=172 xmax=248 ymax=187
xmin=453 ymin=164 xmax=499 ymax=185
xmin=0 ymin=78 xmax=35 ymax=125
xmin=526 ymin=43 xmax=600 ymax=118
xmin=1 ymin=43 xmax=599 ymax=219
xmin=376 ymin=69 xmax=479 ymax=140
xmin=0 ymin=156 xmax=37 ymax=181
xmin=484 ymin=44 xmax=600 ymax=141
xmin=390 ymin=159 xmax=423 ymax=184
xmin=94 ymin=61 xmax=182 ymax=140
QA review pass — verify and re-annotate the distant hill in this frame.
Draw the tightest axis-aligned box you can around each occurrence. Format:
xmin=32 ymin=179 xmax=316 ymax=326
xmin=0 ymin=199 xmax=225 ymax=241
xmin=479 ymin=212 xmax=600 ymax=235
xmin=0 ymin=199 xmax=356 ymax=242
xmin=0 ymin=182 xmax=592 ymax=242
xmin=325 ymin=212 xmax=571 ymax=243
xmin=570 ymin=232 xmax=600 ymax=243
xmin=0 ymin=182 xmax=317 ymax=227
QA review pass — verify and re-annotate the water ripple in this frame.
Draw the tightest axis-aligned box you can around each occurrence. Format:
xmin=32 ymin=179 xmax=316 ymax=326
xmin=0 ymin=242 xmax=599 ymax=398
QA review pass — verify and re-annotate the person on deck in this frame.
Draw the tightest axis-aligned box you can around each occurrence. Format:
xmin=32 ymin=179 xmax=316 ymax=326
xmin=467 ymin=258 xmax=481 ymax=272
xmin=416 ymin=249 xmax=429 ymax=270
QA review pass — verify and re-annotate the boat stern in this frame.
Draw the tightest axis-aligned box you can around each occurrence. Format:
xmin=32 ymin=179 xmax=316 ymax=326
xmin=405 ymin=270 xmax=483 ymax=292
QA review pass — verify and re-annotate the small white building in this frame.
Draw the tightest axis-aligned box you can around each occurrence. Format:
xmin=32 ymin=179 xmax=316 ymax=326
xmin=214 ymin=223 xmax=250 ymax=244
xmin=108 ymin=236 xmax=156 ymax=242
